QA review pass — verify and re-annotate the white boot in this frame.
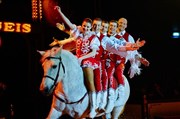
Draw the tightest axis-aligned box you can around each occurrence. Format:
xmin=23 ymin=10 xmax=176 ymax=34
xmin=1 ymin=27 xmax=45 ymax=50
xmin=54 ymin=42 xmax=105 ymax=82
xmin=96 ymin=91 xmax=102 ymax=109
xmin=99 ymin=90 xmax=107 ymax=110
xmin=115 ymin=84 xmax=125 ymax=106
xmin=89 ymin=92 xmax=97 ymax=118
xmin=105 ymin=88 xmax=115 ymax=113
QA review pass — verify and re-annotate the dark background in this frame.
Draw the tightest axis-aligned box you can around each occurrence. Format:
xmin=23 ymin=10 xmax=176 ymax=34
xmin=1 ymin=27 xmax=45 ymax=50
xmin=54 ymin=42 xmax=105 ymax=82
xmin=0 ymin=0 xmax=180 ymax=118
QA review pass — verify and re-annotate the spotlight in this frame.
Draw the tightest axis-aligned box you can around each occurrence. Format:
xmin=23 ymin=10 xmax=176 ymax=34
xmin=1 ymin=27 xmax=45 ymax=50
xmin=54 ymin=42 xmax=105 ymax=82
xmin=172 ymin=32 xmax=180 ymax=38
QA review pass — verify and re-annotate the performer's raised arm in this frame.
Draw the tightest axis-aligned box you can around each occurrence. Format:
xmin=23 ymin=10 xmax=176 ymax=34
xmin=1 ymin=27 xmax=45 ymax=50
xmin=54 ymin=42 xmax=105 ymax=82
xmin=54 ymin=6 xmax=76 ymax=30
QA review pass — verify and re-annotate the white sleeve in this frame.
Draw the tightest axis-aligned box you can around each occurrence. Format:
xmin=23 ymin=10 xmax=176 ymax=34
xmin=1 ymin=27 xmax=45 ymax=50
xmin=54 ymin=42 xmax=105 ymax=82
xmin=128 ymin=34 xmax=135 ymax=43
xmin=110 ymin=36 xmax=126 ymax=46
xmin=126 ymin=34 xmax=140 ymax=61
xmin=101 ymin=36 xmax=128 ymax=57
xmin=90 ymin=36 xmax=100 ymax=50
xmin=70 ymin=25 xmax=80 ymax=39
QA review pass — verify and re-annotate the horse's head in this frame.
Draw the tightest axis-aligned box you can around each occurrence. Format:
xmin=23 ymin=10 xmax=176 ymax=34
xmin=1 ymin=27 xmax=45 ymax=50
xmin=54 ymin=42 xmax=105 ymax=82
xmin=38 ymin=46 xmax=65 ymax=95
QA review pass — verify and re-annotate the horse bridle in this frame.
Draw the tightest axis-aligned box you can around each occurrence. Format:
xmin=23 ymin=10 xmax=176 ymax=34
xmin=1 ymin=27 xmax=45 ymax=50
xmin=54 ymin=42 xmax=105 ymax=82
xmin=43 ymin=56 xmax=65 ymax=91
xmin=43 ymin=55 xmax=88 ymax=104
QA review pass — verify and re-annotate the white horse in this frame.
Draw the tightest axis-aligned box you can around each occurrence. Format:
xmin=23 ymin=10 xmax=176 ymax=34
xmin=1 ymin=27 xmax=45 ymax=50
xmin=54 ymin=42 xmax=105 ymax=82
xmin=38 ymin=46 xmax=130 ymax=119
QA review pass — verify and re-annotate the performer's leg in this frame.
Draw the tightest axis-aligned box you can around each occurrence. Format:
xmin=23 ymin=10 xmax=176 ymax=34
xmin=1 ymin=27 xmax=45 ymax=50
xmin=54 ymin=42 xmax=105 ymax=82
xmin=114 ymin=63 xmax=126 ymax=106
xmin=114 ymin=63 xmax=125 ymax=86
xmin=101 ymin=60 xmax=108 ymax=91
xmin=94 ymin=64 xmax=102 ymax=109
xmin=83 ymin=67 xmax=96 ymax=118
xmin=99 ymin=60 xmax=108 ymax=110
xmin=105 ymin=61 xmax=116 ymax=113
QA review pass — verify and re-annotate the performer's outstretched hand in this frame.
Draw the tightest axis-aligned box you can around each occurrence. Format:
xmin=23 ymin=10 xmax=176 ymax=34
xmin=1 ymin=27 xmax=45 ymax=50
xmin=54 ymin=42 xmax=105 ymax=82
xmin=49 ymin=37 xmax=60 ymax=47
xmin=56 ymin=23 xmax=65 ymax=31
xmin=139 ymin=57 xmax=150 ymax=66
xmin=135 ymin=38 xmax=146 ymax=47
xmin=126 ymin=46 xmax=139 ymax=51
xmin=127 ymin=38 xmax=146 ymax=50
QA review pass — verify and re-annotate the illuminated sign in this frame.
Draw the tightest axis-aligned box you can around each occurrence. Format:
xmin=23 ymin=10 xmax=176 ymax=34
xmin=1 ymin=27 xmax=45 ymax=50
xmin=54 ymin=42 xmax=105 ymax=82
xmin=0 ymin=21 xmax=31 ymax=33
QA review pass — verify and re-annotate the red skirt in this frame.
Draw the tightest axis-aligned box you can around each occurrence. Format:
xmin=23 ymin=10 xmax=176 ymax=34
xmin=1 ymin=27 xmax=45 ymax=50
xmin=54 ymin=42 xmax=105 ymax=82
xmin=81 ymin=57 xmax=100 ymax=69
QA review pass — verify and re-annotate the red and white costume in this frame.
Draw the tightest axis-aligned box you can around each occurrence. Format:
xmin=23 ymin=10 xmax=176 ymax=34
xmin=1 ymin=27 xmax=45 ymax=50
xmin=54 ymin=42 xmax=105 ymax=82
xmin=105 ymin=34 xmax=127 ymax=90
xmin=70 ymin=26 xmax=100 ymax=69
xmin=116 ymin=30 xmax=142 ymax=79
xmin=93 ymin=32 xmax=108 ymax=92
xmin=92 ymin=32 xmax=108 ymax=110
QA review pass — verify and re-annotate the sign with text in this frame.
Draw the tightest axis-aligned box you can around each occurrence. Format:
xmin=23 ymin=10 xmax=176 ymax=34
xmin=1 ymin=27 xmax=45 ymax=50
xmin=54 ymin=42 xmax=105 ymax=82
xmin=0 ymin=21 xmax=31 ymax=33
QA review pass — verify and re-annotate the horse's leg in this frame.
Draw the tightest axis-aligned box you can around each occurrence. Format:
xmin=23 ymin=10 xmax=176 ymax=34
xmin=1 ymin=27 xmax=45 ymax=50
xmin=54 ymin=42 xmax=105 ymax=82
xmin=111 ymin=76 xmax=130 ymax=119
xmin=46 ymin=107 xmax=62 ymax=119
xmin=46 ymin=95 xmax=66 ymax=119
xmin=111 ymin=105 xmax=125 ymax=119
xmin=102 ymin=113 xmax=111 ymax=119
xmin=101 ymin=105 xmax=125 ymax=119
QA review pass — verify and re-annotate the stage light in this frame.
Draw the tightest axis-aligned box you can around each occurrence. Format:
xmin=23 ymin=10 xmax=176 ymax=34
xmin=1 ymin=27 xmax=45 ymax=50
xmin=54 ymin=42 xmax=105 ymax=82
xmin=32 ymin=0 xmax=42 ymax=21
xmin=172 ymin=32 xmax=180 ymax=38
